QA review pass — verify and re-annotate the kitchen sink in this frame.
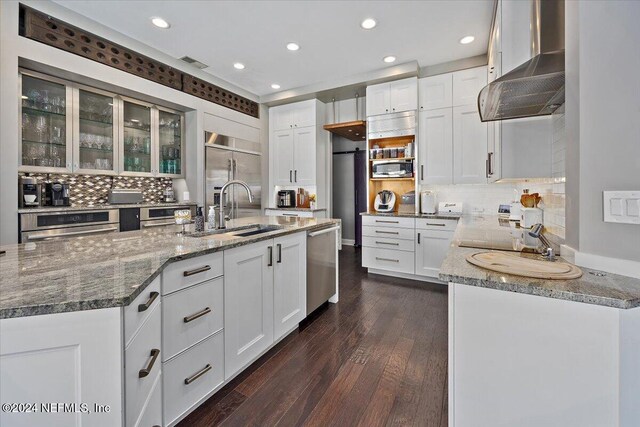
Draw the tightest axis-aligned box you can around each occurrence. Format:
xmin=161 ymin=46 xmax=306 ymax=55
xmin=186 ymin=224 xmax=284 ymax=239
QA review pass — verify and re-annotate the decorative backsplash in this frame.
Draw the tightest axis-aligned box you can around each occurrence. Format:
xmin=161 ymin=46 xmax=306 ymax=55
xmin=19 ymin=173 xmax=172 ymax=206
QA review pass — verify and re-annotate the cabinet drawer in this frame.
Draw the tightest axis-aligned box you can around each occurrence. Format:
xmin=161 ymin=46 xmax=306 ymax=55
xmin=162 ymin=277 xmax=224 ymax=361
xmin=163 ymin=332 xmax=224 ymax=426
xmin=124 ymin=276 xmax=161 ymax=348
xmin=134 ymin=372 xmax=162 ymax=427
xmin=362 ymin=236 xmax=415 ymax=252
xmin=362 ymin=247 xmax=415 ymax=274
xmin=362 ymin=215 xmax=415 ymax=229
xmin=162 ymin=252 xmax=223 ymax=295
xmin=415 ymin=218 xmax=458 ymax=231
xmin=265 ymin=209 xmax=314 ymax=218
xmin=362 ymin=225 xmax=415 ymax=240
xmin=125 ymin=302 xmax=161 ymax=427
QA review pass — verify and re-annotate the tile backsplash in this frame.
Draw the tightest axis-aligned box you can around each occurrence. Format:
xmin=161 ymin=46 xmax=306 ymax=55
xmin=19 ymin=173 xmax=173 ymax=206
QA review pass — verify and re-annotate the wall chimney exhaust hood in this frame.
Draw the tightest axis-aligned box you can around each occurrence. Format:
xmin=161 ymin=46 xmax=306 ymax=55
xmin=478 ymin=0 xmax=565 ymax=122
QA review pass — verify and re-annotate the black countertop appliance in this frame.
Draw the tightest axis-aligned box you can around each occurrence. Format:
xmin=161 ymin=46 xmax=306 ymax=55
xmin=44 ymin=182 xmax=70 ymax=207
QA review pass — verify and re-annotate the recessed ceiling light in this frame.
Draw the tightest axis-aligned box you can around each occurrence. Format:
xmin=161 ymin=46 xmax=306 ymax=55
xmin=271 ymin=84 xmax=281 ymax=89
xmin=286 ymin=42 xmax=300 ymax=51
xmin=459 ymin=36 xmax=475 ymax=44
xmin=361 ymin=18 xmax=377 ymax=29
xmin=150 ymin=17 xmax=171 ymax=29
xmin=233 ymin=62 xmax=245 ymax=70
xmin=383 ymin=55 xmax=396 ymax=63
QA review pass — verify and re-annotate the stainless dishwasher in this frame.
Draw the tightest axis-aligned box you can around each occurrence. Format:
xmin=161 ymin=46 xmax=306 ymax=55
xmin=307 ymin=225 xmax=340 ymax=315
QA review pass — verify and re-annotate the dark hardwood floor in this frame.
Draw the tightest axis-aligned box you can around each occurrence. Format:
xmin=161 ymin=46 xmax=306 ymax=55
xmin=178 ymin=246 xmax=448 ymax=427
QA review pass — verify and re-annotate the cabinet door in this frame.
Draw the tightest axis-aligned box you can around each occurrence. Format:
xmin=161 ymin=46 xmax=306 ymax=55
xmin=19 ymin=73 xmax=73 ymax=173
xmin=292 ymin=127 xmax=316 ymax=185
xmin=121 ymin=99 xmax=154 ymax=176
xmin=292 ymin=100 xmax=316 ymax=128
xmin=157 ymin=109 xmax=184 ymax=177
xmin=419 ymin=109 xmax=453 ymax=184
xmin=271 ymin=104 xmax=294 ymax=131
xmin=272 ymin=129 xmax=295 ymax=185
xmin=487 ymin=53 xmax=502 ymax=183
xmin=273 ymin=232 xmax=307 ymax=341
xmin=366 ymin=82 xmax=391 ymax=116
xmin=418 ymin=74 xmax=453 ymax=111
xmin=415 ymin=229 xmax=454 ymax=278
xmin=453 ymin=105 xmax=488 ymax=184
xmin=452 ymin=67 xmax=488 ymax=107
xmin=224 ymin=240 xmax=274 ymax=378
xmin=390 ymin=78 xmax=418 ymax=113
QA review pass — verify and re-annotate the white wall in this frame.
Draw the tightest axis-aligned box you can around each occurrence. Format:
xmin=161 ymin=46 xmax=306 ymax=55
xmin=0 ymin=0 xmax=262 ymax=244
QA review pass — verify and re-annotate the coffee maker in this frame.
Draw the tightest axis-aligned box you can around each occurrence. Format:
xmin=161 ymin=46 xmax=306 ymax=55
xmin=277 ymin=190 xmax=296 ymax=208
xmin=44 ymin=182 xmax=70 ymax=207
xmin=18 ymin=176 xmax=42 ymax=208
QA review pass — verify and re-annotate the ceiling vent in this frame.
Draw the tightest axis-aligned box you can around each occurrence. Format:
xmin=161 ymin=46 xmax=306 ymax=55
xmin=180 ymin=56 xmax=208 ymax=70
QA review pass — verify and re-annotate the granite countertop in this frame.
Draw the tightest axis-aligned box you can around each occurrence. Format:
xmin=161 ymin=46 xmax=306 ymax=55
xmin=0 ymin=216 xmax=340 ymax=319
xmin=18 ymin=201 xmax=197 ymax=214
xmin=266 ymin=207 xmax=327 ymax=212
xmin=360 ymin=211 xmax=462 ymax=220
xmin=439 ymin=215 xmax=640 ymax=309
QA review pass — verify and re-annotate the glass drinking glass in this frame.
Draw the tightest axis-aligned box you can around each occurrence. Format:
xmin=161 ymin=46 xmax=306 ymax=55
xmin=174 ymin=209 xmax=192 ymax=235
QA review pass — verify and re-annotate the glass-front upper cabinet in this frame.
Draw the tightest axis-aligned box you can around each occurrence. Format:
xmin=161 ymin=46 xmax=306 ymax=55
xmin=20 ymin=73 xmax=73 ymax=172
xmin=121 ymin=99 xmax=153 ymax=176
xmin=158 ymin=108 xmax=184 ymax=177
xmin=73 ymin=88 xmax=118 ymax=174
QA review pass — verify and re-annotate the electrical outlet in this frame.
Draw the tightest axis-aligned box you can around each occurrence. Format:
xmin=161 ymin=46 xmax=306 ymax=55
xmin=603 ymin=191 xmax=640 ymax=224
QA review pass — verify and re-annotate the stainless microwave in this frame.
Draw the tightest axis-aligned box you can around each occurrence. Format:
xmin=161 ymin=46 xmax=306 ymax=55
xmin=371 ymin=159 xmax=414 ymax=178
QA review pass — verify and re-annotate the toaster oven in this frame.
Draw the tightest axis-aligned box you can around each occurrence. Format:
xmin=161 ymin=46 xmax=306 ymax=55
xmin=371 ymin=159 xmax=414 ymax=178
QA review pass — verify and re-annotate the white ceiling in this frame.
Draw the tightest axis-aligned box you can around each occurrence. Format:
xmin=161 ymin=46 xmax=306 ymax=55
xmin=53 ymin=0 xmax=493 ymax=97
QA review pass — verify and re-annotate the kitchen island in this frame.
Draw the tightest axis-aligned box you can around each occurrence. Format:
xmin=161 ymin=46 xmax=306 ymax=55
xmin=441 ymin=215 xmax=640 ymax=427
xmin=0 ymin=216 xmax=340 ymax=427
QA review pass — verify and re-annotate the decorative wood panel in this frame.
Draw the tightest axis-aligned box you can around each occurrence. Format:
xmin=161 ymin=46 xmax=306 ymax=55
xmin=19 ymin=5 xmax=259 ymax=118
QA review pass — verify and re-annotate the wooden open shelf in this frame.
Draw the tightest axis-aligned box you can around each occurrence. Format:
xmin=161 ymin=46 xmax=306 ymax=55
xmin=370 ymin=157 xmax=415 ymax=162
xmin=323 ymin=120 xmax=366 ymax=141
xmin=368 ymin=177 xmax=415 ymax=212
xmin=369 ymin=177 xmax=415 ymax=181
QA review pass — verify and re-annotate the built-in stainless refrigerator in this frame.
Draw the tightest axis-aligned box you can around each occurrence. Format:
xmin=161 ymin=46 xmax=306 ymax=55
xmin=205 ymin=132 xmax=262 ymax=222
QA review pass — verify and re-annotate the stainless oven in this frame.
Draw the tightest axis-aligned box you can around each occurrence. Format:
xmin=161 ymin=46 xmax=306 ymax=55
xmin=140 ymin=205 xmax=196 ymax=228
xmin=19 ymin=210 xmax=120 ymax=242
xmin=371 ymin=159 xmax=414 ymax=178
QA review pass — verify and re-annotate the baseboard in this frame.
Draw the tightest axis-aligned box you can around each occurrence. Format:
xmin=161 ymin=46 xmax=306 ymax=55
xmin=341 ymin=239 xmax=356 ymax=246
xmin=367 ymin=268 xmax=447 ymax=284
xmin=562 ymin=244 xmax=640 ymax=279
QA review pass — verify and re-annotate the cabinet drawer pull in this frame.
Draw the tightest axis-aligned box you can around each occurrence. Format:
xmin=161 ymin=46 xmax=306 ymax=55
xmin=426 ymin=223 xmax=446 ymax=227
xmin=183 ymin=265 xmax=211 ymax=277
xmin=282 ymin=213 xmax=299 ymax=217
xmin=138 ymin=291 xmax=159 ymax=312
xmin=183 ymin=307 xmax=211 ymax=323
xmin=184 ymin=364 xmax=212 ymax=385
xmin=138 ymin=349 xmax=160 ymax=378
xmin=375 ymin=220 xmax=399 ymax=224
xmin=375 ymin=257 xmax=399 ymax=263
xmin=375 ymin=230 xmax=399 ymax=235
xmin=277 ymin=243 xmax=282 ymax=263
xmin=375 ymin=241 xmax=399 ymax=246
xmin=268 ymin=246 xmax=273 ymax=266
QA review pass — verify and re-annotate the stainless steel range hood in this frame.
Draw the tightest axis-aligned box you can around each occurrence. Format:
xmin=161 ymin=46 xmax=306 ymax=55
xmin=478 ymin=0 xmax=565 ymax=122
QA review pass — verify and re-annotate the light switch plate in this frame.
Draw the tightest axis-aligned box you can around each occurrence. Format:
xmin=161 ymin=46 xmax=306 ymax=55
xmin=603 ymin=191 xmax=640 ymax=224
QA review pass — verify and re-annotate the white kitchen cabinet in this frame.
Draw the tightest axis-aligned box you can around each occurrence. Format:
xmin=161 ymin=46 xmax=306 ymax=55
xmin=264 ymin=208 xmax=326 ymax=219
xmin=270 ymin=100 xmax=316 ymax=131
xmin=224 ymin=239 xmax=275 ymax=378
xmin=419 ymin=108 xmax=453 ymax=184
xmin=452 ymin=67 xmax=488 ymax=107
xmin=292 ymin=127 xmax=316 ymax=185
xmin=415 ymin=229 xmax=454 ymax=278
xmin=418 ymin=74 xmax=453 ymax=111
xmin=0 ymin=308 xmax=122 ymax=427
xmin=366 ymin=78 xmax=417 ymax=116
xmin=272 ymin=129 xmax=295 ymax=185
xmin=486 ymin=52 xmax=502 ymax=183
xmin=366 ymin=82 xmax=391 ymax=116
xmin=271 ymin=104 xmax=294 ymax=131
xmin=273 ymin=232 xmax=307 ymax=341
xmin=453 ymin=105 xmax=488 ymax=184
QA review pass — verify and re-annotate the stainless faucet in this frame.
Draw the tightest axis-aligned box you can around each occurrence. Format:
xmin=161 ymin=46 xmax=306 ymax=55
xmin=528 ymin=223 xmax=556 ymax=261
xmin=218 ymin=179 xmax=253 ymax=229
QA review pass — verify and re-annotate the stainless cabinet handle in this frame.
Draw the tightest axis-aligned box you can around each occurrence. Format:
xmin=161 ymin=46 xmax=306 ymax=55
xmin=375 ymin=230 xmax=399 ymax=235
xmin=421 ymin=165 xmax=424 ymax=181
xmin=375 ymin=220 xmax=399 ymax=224
xmin=138 ymin=291 xmax=159 ymax=312
xmin=290 ymin=170 xmax=293 ymax=183
xmin=426 ymin=223 xmax=446 ymax=227
xmin=183 ymin=307 xmax=211 ymax=323
xmin=26 ymin=227 xmax=119 ymax=240
xmin=376 ymin=257 xmax=399 ymax=263
xmin=183 ymin=265 xmax=211 ymax=277
xmin=417 ymin=232 xmax=421 ymax=244
xmin=268 ymin=246 xmax=273 ymax=266
xmin=294 ymin=170 xmax=297 ymax=182
xmin=184 ymin=364 xmax=212 ymax=385
xmin=277 ymin=243 xmax=282 ymax=263
xmin=486 ymin=156 xmax=490 ymax=178
xmin=488 ymin=152 xmax=494 ymax=176
xmin=139 ymin=349 xmax=160 ymax=378
xmin=376 ymin=241 xmax=399 ymax=246
xmin=142 ymin=221 xmax=176 ymax=228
